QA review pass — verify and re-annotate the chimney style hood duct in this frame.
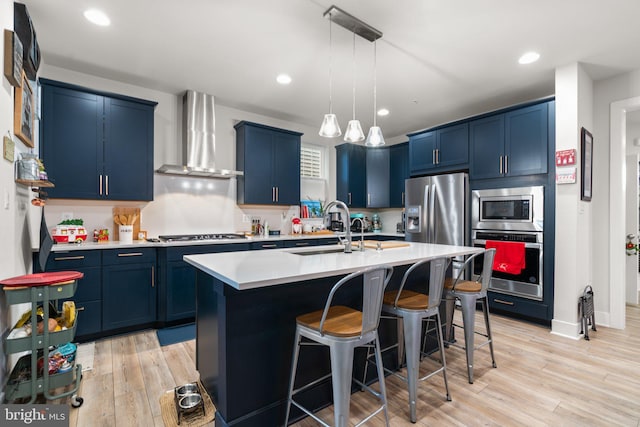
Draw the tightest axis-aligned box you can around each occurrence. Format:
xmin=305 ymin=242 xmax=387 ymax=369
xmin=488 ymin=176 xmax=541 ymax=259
xmin=156 ymin=90 xmax=243 ymax=178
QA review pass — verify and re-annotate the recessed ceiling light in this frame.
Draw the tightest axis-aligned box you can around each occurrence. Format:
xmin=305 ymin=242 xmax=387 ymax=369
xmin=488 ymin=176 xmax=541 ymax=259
xmin=377 ymin=108 xmax=389 ymax=117
xmin=84 ymin=9 xmax=110 ymax=26
xmin=518 ymin=51 xmax=540 ymax=65
xmin=276 ymin=74 xmax=292 ymax=85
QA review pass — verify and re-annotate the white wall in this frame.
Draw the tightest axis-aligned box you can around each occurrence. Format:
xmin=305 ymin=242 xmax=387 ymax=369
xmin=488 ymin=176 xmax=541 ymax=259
xmin=0 ymin=0 xmax=38 ymax=394
xmin=552 ymin=63 xmax=593 ymax=338
xmin=592 ymin=69 xmax=640 ymax=328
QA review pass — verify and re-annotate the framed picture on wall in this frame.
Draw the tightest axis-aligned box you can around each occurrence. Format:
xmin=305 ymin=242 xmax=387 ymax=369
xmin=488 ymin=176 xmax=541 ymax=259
xmin=581 ymin=127 xmax=593 ymax=201
xmin=14 ymin=71 xmax=34 ymax=148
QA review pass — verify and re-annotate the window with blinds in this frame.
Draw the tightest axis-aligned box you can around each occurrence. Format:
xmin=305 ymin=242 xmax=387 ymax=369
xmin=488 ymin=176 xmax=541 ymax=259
xmin=300 ymin=145 xmax=323 ymax=178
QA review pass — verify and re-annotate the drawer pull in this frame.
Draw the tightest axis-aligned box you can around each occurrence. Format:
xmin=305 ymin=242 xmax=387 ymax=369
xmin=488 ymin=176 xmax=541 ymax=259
xmin=117 ymin=252 xmax=143 ymax=257
xmin=54 ymin=256 xmax=85 ymax=261
xmin=262 ymin=244 xmax=278 ymax=248
xmin=151 ymin=266 xmax=155 ymax=287
xmin=494 ymin=299 xmax=514 ymax=306
xmin=295 ymin=242 xmax=310 ymax=246
xmin=77 ymin=307 xmax=85 ymax=312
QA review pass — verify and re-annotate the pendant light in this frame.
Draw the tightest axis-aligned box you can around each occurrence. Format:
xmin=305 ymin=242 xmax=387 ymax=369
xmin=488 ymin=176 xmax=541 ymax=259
xmin=344 ymin=31 xmax=365 ymax=142
xmin=365 ymin=39 xmax=385 ymax=147
xmin=319 ymin=12 xmax=342 ymax=138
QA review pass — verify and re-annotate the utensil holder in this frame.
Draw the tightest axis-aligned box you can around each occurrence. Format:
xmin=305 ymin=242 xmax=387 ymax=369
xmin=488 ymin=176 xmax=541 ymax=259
xmin=119 ymin=225 xmax=133 ymax=244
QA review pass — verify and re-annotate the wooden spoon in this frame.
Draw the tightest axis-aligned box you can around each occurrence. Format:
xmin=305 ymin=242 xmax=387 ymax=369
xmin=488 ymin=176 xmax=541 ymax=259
xmin=131 ymin=214 xmax=139 ymax=224
xmin=113 ymin=215 xmax=121 ymax=225
xmin=119 ymin=214 xmax=128 ymax=225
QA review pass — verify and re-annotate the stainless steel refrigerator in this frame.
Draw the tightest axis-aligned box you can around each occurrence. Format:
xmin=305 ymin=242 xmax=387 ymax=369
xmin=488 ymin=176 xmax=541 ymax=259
xmin=404 ymin=172 xmax=469 ymax=247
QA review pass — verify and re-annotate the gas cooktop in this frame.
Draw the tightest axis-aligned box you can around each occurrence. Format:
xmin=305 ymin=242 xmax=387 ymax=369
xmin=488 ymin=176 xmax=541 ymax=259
xmin=158 ymin=233 xmax=247 ymax=242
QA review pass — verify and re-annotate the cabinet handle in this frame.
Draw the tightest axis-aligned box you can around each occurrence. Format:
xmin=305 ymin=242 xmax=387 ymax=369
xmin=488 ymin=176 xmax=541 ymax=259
xmin=499 ymin=156 xmax=503 ymax=174
xmin=348 ymin=193 xmax=352 ymax=205
xmin=493 ymin=298 xmax=514 ymax=306
xmin=99 ymin=175 xmax=103 ymax=196
xmin=262 ymin=244 xmax=278 ymax=248
xmin=105 ymin=175 xmax=109 ymax=196
xmin=504 ymin=156 xmax=508 ymax=175
xmin=432 ymin=149 xmax=436 ymax=165
xmin=436 ymin=149 xmax=440 ymax=164
xmin=275 ymin=186 xmax=279 ymax=202
xmin=77 ymin=307 xmax=85 ymax=312
xmin=54 ymin=255 xmax=85 ymax=261
xmin=367 ymin=193 xmax=371 ymax=206
xmin=295 ymin=242 xmax=310 ymax=246
xmin=151 ymin=266 xmax=155 ymax=287
xmin=117 ymin=252 xmax=143 ymax=257
xmin=272 ymin=187 xmax=275 ymax=202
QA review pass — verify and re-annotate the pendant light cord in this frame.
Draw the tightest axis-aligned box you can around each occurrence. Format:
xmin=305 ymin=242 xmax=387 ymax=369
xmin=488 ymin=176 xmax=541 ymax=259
xmin=328 ymin=13 xmax=333 ymax=114
xmin=373 ymin=39 xmax=377 ymax=127
xmin=352 ymin=31 xmax=356 ymax=120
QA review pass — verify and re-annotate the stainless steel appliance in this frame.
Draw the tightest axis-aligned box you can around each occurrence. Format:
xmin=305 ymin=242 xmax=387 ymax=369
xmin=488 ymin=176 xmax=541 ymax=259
xmin=404 ymin=172 xmax=469 ymax=247
xmin=471 ymin=186 xmax=544 ymax=300
xmin=329 ymin=212 xmax=344 ymax=232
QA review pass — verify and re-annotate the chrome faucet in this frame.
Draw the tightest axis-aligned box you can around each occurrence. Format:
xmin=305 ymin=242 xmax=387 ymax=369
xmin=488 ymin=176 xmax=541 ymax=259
xmin=351 ymin=217 xmax=365 ymax=251
xmin=325 ymin=200 xmax=352 ymax=253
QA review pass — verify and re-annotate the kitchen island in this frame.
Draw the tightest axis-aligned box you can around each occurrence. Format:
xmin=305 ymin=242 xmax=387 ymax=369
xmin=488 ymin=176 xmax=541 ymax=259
xmin=185 ymin=242 xmax=482 ymax=427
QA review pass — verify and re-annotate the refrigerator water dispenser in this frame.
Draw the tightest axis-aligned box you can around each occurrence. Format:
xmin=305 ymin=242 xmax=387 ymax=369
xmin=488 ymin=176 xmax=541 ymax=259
xmin=405 ymin=205 xmax=421 ymax=233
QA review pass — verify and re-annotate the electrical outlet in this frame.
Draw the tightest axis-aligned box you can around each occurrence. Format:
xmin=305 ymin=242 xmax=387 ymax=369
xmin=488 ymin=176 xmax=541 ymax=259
xmin=242 ymin=214 xmax=250 ymax=223
xmin=61 ymin=212 xmax=73 ymax=220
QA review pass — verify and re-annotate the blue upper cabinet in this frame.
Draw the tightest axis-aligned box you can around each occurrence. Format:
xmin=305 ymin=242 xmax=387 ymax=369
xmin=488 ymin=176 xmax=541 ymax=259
xmin=365 ymin=148 xmax=390 ymax=208
xmin=235 ymin=121 xmax=302 ymax=205
xmin=408 ymin=123 xmax=468 ymax=176
xmin=470 ymin=102 xmax=549 ymax=180
xmin=103 ymin=98 xmax=155 ymax=200
xmin=336 ymin=143 xmax=366 ymax=208
xmin=40 ymin=79 xmax=156 ymax=201
xmin=389 ymin=142 xmax=409 ymax=208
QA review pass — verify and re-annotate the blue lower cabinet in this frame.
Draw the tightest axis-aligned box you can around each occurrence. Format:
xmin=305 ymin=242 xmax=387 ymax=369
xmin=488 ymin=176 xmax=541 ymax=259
xmin=282 ymin=240 xmax=318 ymax=248
xmin=102 ymin=248 xmax=156 ymax=331
xmin=251 ymin=241 xmax=284 ymax=250
xmin=157 ymin=243 xmax=250 ymax=324
xmin=36 ymin=250 xmax=103 ymax=340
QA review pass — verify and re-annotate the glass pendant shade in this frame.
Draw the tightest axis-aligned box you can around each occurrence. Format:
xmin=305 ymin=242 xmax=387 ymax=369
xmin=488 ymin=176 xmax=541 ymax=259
xmin=319 ymin=113 xmax=342 ymax=137
xmin=344 ymin=119 xmax=365 ymax=142
xmin=365 ymin=126 xmax=385 ymax=146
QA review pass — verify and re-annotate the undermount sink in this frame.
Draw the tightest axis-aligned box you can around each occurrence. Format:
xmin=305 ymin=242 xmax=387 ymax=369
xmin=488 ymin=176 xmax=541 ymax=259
xmin=288 ymin=246 xmax=348 ymax=256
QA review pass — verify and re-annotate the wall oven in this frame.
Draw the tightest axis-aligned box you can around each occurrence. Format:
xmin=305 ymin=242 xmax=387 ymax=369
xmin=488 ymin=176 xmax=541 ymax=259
xmin=471 ymin=186 xmax=544 ymax=301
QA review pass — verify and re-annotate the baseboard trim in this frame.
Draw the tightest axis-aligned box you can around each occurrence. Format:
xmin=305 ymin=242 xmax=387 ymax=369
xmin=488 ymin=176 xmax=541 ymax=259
xmin=550 ymin=318 xmax=580 ymax=339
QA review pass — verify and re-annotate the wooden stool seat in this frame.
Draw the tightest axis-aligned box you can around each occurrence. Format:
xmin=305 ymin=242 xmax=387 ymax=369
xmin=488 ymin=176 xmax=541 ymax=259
xmin=296 ymin=306 xmax=363 ymax=337
xmin=383 ymin=290 xmax=430 ymax=310
xmin=444 ymin=279 xmax=481 ymax=293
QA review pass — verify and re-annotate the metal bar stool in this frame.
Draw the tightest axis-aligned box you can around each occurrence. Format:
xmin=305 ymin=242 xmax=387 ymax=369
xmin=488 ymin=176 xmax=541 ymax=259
xmin=364 ymin=257 xmax=450 ymax=423
xmin=443 ymin=248 xmax=497 ymax=384
xmin=284 ymin=265 xmax=394 ymax=427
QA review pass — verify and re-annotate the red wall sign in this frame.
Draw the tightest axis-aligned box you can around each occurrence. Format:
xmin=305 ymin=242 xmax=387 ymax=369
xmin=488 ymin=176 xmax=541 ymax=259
xmin=555 ymin=149 xmax=576 ymax=166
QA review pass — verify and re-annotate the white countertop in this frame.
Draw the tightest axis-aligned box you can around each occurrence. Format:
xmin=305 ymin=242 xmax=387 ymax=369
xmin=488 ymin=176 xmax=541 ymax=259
xmin=184 ymin=242 xmax=483 ymax=291
xmin=45 ymin=232 xmax=405 ymax=252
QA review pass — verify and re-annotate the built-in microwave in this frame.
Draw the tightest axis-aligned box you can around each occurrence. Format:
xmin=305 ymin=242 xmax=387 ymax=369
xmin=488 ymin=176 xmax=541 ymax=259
xmin=471 ymin=186 xmax=544 ymax=232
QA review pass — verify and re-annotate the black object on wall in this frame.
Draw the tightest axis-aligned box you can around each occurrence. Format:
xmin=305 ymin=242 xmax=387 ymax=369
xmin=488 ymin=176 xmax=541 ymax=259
xmin=14 ymin=2 xmax=41 ymax=80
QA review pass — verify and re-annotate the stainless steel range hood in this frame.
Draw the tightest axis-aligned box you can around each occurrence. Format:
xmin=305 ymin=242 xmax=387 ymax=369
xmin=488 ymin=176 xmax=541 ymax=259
xmin=156 ymin=90 xmax=243 ymax=178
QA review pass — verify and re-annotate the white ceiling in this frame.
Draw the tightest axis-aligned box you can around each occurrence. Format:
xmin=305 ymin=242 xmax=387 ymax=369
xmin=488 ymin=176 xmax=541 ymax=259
xmin=20 ymin=0 xmax=640 ymax=139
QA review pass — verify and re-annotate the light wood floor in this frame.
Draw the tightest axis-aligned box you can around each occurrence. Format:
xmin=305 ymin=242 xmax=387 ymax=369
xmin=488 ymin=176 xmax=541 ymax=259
xmin=61 ymin=305 xmax=640 ymax=427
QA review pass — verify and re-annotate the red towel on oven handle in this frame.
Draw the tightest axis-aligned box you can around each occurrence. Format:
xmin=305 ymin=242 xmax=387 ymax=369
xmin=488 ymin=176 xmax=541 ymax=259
xmin=484 ymin=240 xmax=526 ymax=275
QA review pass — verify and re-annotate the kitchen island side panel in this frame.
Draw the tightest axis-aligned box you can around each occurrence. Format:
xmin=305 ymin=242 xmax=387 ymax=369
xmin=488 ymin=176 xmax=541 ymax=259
xmin=195 ymin=268 xmax=405 ymax=427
